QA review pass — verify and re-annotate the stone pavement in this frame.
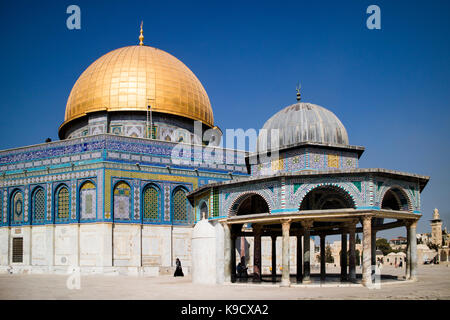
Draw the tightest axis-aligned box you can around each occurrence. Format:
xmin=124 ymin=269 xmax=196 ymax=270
xmin=0 ymin=264 xmax=449 ymax=300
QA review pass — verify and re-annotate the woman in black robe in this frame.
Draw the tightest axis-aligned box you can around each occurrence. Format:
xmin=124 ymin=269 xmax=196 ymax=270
xmin=174 ymin=258 xmax=184 ymax=277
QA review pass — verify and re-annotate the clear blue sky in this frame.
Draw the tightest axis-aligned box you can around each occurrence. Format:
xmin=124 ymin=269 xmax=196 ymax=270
xmin=0 ymin=0 xmax=449 ymax=239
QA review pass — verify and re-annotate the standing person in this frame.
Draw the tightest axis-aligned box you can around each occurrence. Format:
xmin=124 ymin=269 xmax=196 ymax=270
xmin=240 ymin=256 xmax=248 ymax=279
xmin=174 ymin=258 xmax=184 ymax=277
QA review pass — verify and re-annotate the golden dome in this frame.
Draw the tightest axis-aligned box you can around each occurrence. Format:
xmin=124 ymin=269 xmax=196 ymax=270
xmin=60 ymin=45 xmax=213 ymax=135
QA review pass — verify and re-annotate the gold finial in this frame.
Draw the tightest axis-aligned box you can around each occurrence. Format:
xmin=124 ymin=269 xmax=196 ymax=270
xmin=139 ymin=21 xmax=144 ymax=46
xmin=296 ymin=83 xmax=301 ymax=102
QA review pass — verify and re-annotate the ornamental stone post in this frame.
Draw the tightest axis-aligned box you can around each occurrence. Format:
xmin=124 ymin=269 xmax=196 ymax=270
xmin=253 ymin=224 xmax=262 ymax=282
xmin=320 ymin=233 xmax=326 ymax=281
xmin=281 ymin=220 xmax=292 ymax=287
xmin=361 ymin=216 xmax=372 ymax=287
xmin=301 ymin=220 xmax=313 ymax=283
xmin=296 ymin=232 xmax=303 ymax=283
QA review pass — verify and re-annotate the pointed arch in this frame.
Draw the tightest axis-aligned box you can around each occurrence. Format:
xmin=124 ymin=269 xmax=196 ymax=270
xmin=55 ymin=184 xmax=70 ymax=221
xmin=380 ymin=186 xmax=412 ymax=212
xmin=31 ymin=186 xmax=46 ymax=223
xmin=113 ymin=181 xmax=132 ymax=221
xmin=10 ymin=189 xmax=24 ymax=225
xmin=79 ymin=180 xmax=97 ymax=220
xmin=299 ymin=184 xmax=356 ymax=210
xmin=229 ymin=192 xmax=271 ymax=217
xmin=142 ymin=183 xmax=161 ymax=223
xmin=199 ymin=200 xmax=208 ymax=220
xmin=171 ymin=186 xmax=189 ymax=224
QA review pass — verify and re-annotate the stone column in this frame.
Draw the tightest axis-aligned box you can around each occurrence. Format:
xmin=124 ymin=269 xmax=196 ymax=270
xmin=320 ymin=234 xmax=326 ymax=281
xmin=296 ymin=232 xmax=303 ymax=283
xmin=371 ymin=230 xmax=377 ymax=267
xmin=347 ymin=221 xmax=357 ymax=282
xmin=231 ymin=234 xmax=237 ymax=283
xmin=281 ymin=220 xmax=291 ymax=287
xmin=271 ymin=235 xmax=277 ymax=281
xmin=405 ymin=223 xmax=411 ymax=279
xmin=253 ymin=224 xmax=262 ymax=282
xmin=408 ymin=220 xmax=418 ymax=281
xmin=223 ymin=223 xmax=232 ymax=283
xmin=361 ymin=216 xmax=372 ymax=287
xmin=341 ymin=231 xmax=348 ymax=281
xmin=301 ymin=220 xmax=313 ymax=283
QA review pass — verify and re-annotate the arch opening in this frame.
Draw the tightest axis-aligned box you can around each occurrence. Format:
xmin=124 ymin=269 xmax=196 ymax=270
xmin=299 ymin=185 xmax=355 ymax=210
xmin=381 ymin=187 xmax=410 ymax=211
xmin=234 ymin=194 xmax=270 ymax=216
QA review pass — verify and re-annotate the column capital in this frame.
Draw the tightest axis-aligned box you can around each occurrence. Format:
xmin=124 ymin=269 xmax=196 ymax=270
xmin=281 ymin=219 xmax=292 ymax=231
xmin=405 ymin=219 xmax=419 ymax=229
xmin=301 ymin=219 xmax=314 ymax=229
xmin=344 ymin=219 xmax=359 ymax=231
xmin=252 ymin=224 xmax=262 ymax=235
xmin=360 ymin=215 xmax=373 ymax=225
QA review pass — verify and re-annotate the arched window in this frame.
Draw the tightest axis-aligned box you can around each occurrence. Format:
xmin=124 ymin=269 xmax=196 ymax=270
xmin=172 ymin=187 xmax=188 ymax=223
xmin=32 ymin=187 xmax=46 ymax=223
xmin=142 ymin=185 xmax=160 ymax=222
xmin=200 ymin=201 xmax=208 ymax=220
xmin=56 ymin=186 xmax=70 ymax=220
xmin=80 ymin=181 xmax=96 ymax=220
xmin=113 ymin=181 xmax=131 ymax=221
xmin=11 ymin=190 xmax=23 ymax=223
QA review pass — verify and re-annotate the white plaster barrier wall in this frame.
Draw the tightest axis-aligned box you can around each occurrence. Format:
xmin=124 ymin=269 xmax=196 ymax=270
xmin=192 ymin=218 xmax=217 ymax=284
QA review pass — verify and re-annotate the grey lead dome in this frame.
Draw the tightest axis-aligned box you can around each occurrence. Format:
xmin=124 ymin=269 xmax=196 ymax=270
xmin=258 ymin=102 xmax=349 ymax=150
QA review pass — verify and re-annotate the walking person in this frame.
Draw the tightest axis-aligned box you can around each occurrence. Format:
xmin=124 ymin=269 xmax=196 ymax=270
xmin=174 ymin=258 xmax=184 ymax=277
